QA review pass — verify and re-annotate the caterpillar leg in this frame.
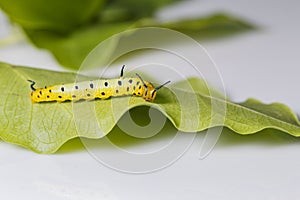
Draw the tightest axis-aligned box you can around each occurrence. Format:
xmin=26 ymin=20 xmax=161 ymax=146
xmin=100 ymin=96 xmax=111 ymax=100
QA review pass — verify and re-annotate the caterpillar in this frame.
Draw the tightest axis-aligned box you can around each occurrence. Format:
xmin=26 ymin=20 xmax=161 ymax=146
xmin=28 ymin=65 xmax=170 ymax=103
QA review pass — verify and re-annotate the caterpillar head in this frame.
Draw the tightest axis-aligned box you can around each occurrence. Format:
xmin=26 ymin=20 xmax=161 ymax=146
xmin=143 ymin=82 xmax=157 ymax=102
xmin=136 ymin=74 xmax=170 ymax=102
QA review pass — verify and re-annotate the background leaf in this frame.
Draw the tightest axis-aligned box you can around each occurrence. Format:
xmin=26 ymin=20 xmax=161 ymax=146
xmin=0 ymin=0 xmax=253 ymax=69
xmin=105 ymin=0 xmax=181 ymax=19
xmin=0 ymin=0 xmax=106 ymax=33
xmin=0 ymin=62 xmax=299 ymax=153
xmin=24 ymin=13 xmax=253 ymax=69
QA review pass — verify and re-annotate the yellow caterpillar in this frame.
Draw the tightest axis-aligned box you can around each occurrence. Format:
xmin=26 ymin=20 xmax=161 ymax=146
xmin=28 ymin=65 xmax=170 ymax=103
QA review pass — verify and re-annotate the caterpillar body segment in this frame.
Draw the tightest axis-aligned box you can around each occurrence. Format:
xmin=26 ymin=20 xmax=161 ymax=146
xmin=28 ymin=66 xmax=170 ymax=103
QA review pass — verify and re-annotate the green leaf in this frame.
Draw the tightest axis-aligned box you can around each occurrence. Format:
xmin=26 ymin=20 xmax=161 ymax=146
xmin=24 ymin=21 xmax=134 ymax=69
xmin=105 ymin=0 xmax=181 ymax=19
xmin=0 ymin=62 xmax=299 ymax=154
xmin=0 ymin=0 xmax=105 ymax=33
xmin=24 ymin=13 xmax=253 ymax=69
xmin=0 ymin=0 xmax=253 ymax=69
xmin=136 ymin=13 xmax=253 ymax=37
xmin=0 ymin=0 xmax=181 ymax=32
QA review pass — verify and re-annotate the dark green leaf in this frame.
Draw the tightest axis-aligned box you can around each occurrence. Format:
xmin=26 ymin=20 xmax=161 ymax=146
xmin=106 ymin=0 xmax=181 ymax=19
xmin=24 ymin=13 xmax=253 ymax=69
xmin=0 ymin=0 xmax=105 ymax=33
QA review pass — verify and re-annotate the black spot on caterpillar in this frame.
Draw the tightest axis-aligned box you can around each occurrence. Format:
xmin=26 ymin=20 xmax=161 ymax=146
xmin=28 ymin=65 xmax=171 ymax=103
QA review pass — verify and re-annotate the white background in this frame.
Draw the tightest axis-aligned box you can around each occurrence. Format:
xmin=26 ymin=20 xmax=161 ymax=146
xmin=1 ymin=0 xmax=300 ymax=199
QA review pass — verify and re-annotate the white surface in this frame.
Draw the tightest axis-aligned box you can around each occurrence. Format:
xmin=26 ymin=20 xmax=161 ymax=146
xmin=1 ymin=0 xmax=300 ymax=199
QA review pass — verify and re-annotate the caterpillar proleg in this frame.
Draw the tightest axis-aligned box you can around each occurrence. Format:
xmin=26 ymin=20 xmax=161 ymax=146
xmin=28 ymin=65 xmax=170 ymax=103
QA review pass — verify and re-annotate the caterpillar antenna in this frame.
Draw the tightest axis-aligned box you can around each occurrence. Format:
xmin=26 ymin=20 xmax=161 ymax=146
xmin=155 ymin=80 xmax=171 ymax=91
xmin=27 ymin=80 xmax=36 ymax=91
xmin=136 ymin=73 xmax=148 ymax=88
xmin=120 ymin=65 xmax=125 ymax=77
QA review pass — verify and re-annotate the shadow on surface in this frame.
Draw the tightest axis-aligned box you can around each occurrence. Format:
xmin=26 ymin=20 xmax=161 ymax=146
xmin=57 ymin=107 xmax=299 ymax=154
xmin=57 ymin=106 xmax=179 ymax=154
xmin=217 ymin=127 xmax=300 ymax=148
